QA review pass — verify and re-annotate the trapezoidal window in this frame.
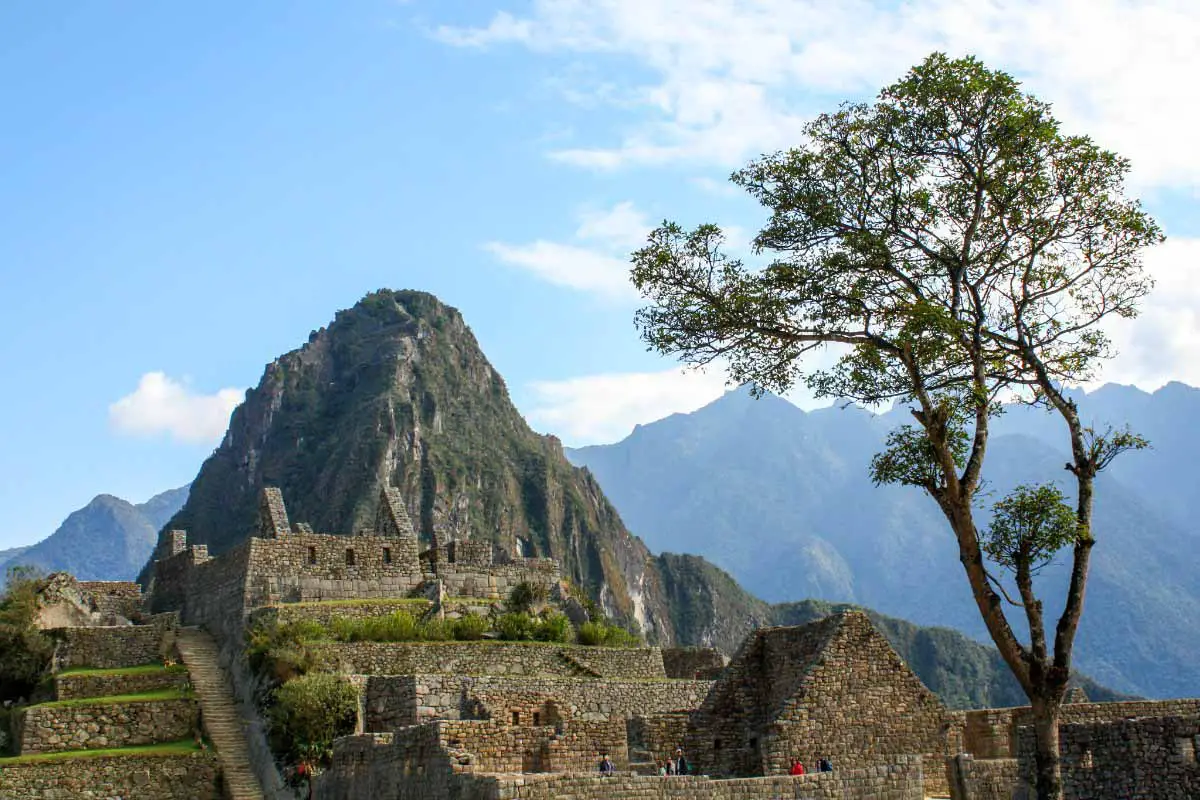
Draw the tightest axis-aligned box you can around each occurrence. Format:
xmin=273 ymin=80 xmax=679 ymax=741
xmin=383 ymin=547 xmax=392 ymax=565
xmin=307 ymin=546 xmax=317 ymax=565
xmin=345 ymin=548 xmax=355 ymax=566
xmin=511 ymin=711 xmax=520 ymax=726
xmin=532 ymin=711 xmax=541 ymax=726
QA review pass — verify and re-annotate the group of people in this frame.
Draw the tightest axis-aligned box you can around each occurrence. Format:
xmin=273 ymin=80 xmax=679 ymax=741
xmin=789 ymin=757 xmax=834 ymax=775
xmin=655 ymin=747 xmax=689 ymax=776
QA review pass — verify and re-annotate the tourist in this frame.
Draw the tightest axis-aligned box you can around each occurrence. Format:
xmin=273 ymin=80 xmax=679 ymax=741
xmin=666 ymin=756 xmax=676 ymax=775
xmin=657 ymin=759 xmax=667 ymax=776
xmin=819 ymin=757 xmax=833 ymax=772
xmin=789 ymin=759 xmax=805 ymax=775
xmin=675 ymin=747 xmax=689 ymax=775
xmin=599 ymin=753 xmax=614 ymax=776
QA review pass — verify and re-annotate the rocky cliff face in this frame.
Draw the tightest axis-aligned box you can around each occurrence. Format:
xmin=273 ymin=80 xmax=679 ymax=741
xmin=142 ymin=290 xmax=675 ymax=639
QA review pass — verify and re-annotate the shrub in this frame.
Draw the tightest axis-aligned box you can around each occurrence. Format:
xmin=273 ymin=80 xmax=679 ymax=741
xmin=495 ymin=612 xmax=535 ymax=641
xmin=331 ymin=610 xmax=419 ymax=643
xmin=452 ymin=613 xmax=488 ymax=641
xmin=0 ymin=566 xmax=54 ymax=704
xmin=418 ymin=617 xmax=452 ymax=641
xmin=533 ymin=612 xmax=572 ymax=643
xmin=270 ymin=672 xmax=359 ymax=766
xmin=506 ymin=581 xmax=550 ymax=614
xmin=246 ymin=618 xmax=329 ymax=683
xmin=577 ymin=621 xmax=641 ymax=647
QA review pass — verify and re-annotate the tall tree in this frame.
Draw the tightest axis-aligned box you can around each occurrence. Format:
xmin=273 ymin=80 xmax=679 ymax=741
xmin=630 ymin=53 xmax=1161 ymax=799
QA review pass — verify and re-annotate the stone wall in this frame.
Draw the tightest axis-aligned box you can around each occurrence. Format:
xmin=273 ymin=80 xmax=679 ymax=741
xmin=0 ymin=752 xmax=221 ymax=799
xmin=315 ymin=642 xmax=666 ymax=680
xmin=250 ymin=600 xmax=434 ymax=629
xmin=77 ymin=581 xmax=145 ymax=620
xmin=946 ymin=755 xmax=1019 ymax=800
xmin=438 ymin=719 xmax=628 ymax=774
xmin=361 ymin=674 xmax=711 ymax=730
xmin=1015 ymin=714 xmax=1200 ymax=798
xmin=436 ymin=562 xmax=559 ymax=602
xmin=53 ymin=623 xmax=174 ymax=671
xmin=628 ymin=713 xmax=692 ymax=763
xmin=957 ymin=698 xmax=1200 ymax=759
xmin=55 ymin=666 xmax=191 ymax=701
xmin=661 ymin=647 xmax=726 ymax=680
xmin=17 ymin=698 xmax=197 ymax=753
xmin=685 ymin=611 xmax=949 ymax=796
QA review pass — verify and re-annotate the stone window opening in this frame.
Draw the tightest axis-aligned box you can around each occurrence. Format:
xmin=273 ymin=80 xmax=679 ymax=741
xmin=511 ymin=710 xmax=520 ymax=726
xmin=1080 ymin=748 xmax=1094 ymax=769
xmin=382 ymin=547 xmax=392 ymax=564
xmin=307 ymin=546 xmax=317 ymax=565
xmin=345 ymin=548 xmax=355 ymax=566
xmin=532 ymin=711 xmax=541 ymax=726
xmin=714 ymin=739 xmax=722 ymax=751
xmin=1181 ymin=736 xmax=1197 ymax=765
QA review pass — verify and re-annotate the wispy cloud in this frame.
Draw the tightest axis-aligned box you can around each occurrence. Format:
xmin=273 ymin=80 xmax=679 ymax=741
xmin=484 ymin=201 xmax=653 ymax=302
xmin=436 ymin=0 xmax=1200 ymax=190
xmin=109 ymin=372 xmax=242 ymax=444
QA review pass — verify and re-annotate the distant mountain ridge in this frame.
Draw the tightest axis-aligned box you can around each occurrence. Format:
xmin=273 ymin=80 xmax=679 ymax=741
xmin=1 ymin=486 xmax=189 ymax=582
xmin=567 ymin=383 xmax=1200 ymax=699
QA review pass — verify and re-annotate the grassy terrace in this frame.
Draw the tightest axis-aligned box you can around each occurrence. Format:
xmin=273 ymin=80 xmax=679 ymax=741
xmin=0 ymin=739 xmax=202 ymax=766
xmin=57 ymin=664 xmax=188 ymax=679
xmin=268 ymin=597 xmax=432 ymax=608
xmin=28 ymin=687 xmax=193 ymax=711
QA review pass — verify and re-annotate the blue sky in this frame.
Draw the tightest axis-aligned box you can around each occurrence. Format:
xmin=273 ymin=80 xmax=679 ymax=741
xmin=3 ymin=0 xmax=1199 ymax=549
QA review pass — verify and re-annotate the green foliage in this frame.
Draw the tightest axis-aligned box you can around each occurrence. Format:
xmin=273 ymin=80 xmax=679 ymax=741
xmin=870 ymin=422 xmax=969 ymax=490
xmin=506 ymin=581 xmax=550 ymax=615
xmin=329 ymin=610 xmax=420 ymax=643
xmin=983 ymin=485 xmax=1079 ymax=575
xmin=494 ymin=612 xmax=535 ymax=641
xmin=532 ymin=612 xmax=572 ymax=643
xmin=576 ymin=621 xmax=640 ymax=648
xmin=0 ymin=566 xmax=54 ymax=704
xmin=451 ymin=613 xmax=488 ymax=641
xmin=269 ymin=672 xmax=358 ymax=767
xmin=246 ymin=618 xmax=329 ymax=684
xmin=418 ymin=617 xmax=452 ymax=642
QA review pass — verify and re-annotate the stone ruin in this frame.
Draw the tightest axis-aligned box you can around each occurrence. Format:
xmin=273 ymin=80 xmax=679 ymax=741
xmin=6 ymin=485 xmax=1196 ymax=799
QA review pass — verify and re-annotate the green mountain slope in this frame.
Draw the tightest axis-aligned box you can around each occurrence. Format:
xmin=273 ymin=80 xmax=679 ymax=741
xmin=141 ymin=290 xmax=675 ymax=638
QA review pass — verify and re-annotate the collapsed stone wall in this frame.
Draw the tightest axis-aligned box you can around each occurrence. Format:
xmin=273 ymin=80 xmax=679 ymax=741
xmin=17 ymin=698 xmax=197 ymax=754
xmin=315 ymin=642 xmax=666 ymax=680
xmin=1015 ymin=715 xmax=1200 ymax=798
xmin=55 ymin=667 xmax=190 ymax=701
xmin=53 ymin=620 xmax=176 ymax=671
xmin=0 ymin=752 xmax=222 ymax=800
xmin=361 ymin=674 xmax=710 ymax=730
xmin=77 ymin=581 xmax=145 ymax=620
xmin=661 ymin=647 xmax=726 ymax=680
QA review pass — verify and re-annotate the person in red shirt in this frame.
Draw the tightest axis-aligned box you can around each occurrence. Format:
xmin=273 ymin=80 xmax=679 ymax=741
xmin=789 ymin=759 xmax=806 ymax=775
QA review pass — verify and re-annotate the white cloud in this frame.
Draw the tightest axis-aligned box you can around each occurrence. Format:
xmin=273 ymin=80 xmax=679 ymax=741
xmin=485 ymin=201 xmax=654 ymax=301
xmin=525 ymin=367 xmax=731 ymax=444
xmin=1095 ymin=238 xmax=1200 ymax=389
xmin=109 ymin=372 xmax=242 ymax=444
xmin=436 ymin=0 xmax=1200 ymax=190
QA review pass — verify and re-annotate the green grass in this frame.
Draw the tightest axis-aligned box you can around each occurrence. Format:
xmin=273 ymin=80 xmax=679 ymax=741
xmin=0 ymin=739 xmax=203 ymax=765
xmin=56 ymin=664 xmax=188 ymax=679
xmin=271 ymin=598 xmax=431 ymax=609
xmin=28 ymin=688 xmax=192 ymax=711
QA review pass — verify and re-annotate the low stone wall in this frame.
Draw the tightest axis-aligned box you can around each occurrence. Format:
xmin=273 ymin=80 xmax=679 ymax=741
xmin=0 ymin=752 xmax=221 ymax=799
xmin=53 ymin=622 xmax=174 ymax=671
xmin=55 ymin=667 xmax=190 ymax=700
xmin=1016 ymin=714 xmax=1200 ymax=798
xmin=315 ymin=642 xmax=666 ymax=680
xmin=250 ymin=600 xmax=433 ymax=629
xmin=946 ymin=755 xmax=1019 ymax=800
xmin=18 ymin=698 xmax=197 ymax=754
xmin=661 ymin=647 xmax=726 ymax=680
xmin=439 ymin=719 xmax=628 ymax=774
xmin=362 ymin=674 xmax=710 ymax=730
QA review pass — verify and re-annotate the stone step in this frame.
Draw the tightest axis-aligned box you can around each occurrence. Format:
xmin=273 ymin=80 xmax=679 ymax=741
xmin=175 ymin=628 xmax=265 ymax=800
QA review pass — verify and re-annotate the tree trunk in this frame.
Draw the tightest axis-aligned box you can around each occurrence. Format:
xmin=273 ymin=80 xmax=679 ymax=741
xmin=1031 ymin=698 xmax=1063 ymax=800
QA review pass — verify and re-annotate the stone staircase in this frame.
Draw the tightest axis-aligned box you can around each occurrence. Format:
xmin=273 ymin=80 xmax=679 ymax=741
xmin=176 ymin=628 xmax=265 ymax=800
xmin=555 ymin=649 xmax=603 ymax=678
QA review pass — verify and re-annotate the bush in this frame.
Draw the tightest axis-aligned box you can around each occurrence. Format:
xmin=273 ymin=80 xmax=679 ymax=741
xmin=270 ymin=672 xmax=359 ymax=766
xmin=577 ymin=621 xmax=641 ymax=647
xmin=330 ymin=610 xmax=419 ymax=643
xmin=452 ymin=613 xmax=488 ymax=641
xmin=506 ymin=581 xmax=550 ymax=614
xmin=0 ymin=566 xmax=54 ymax=704
xmin=533 ymin=612 xmax=572 ymax=643
xmin=495 ymin=612 xmax=535 ymax=641
xmin=246 ymin=618 xmax=329 ymax=683
xmin=418 ymin=617 xmax=452 ymax=641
